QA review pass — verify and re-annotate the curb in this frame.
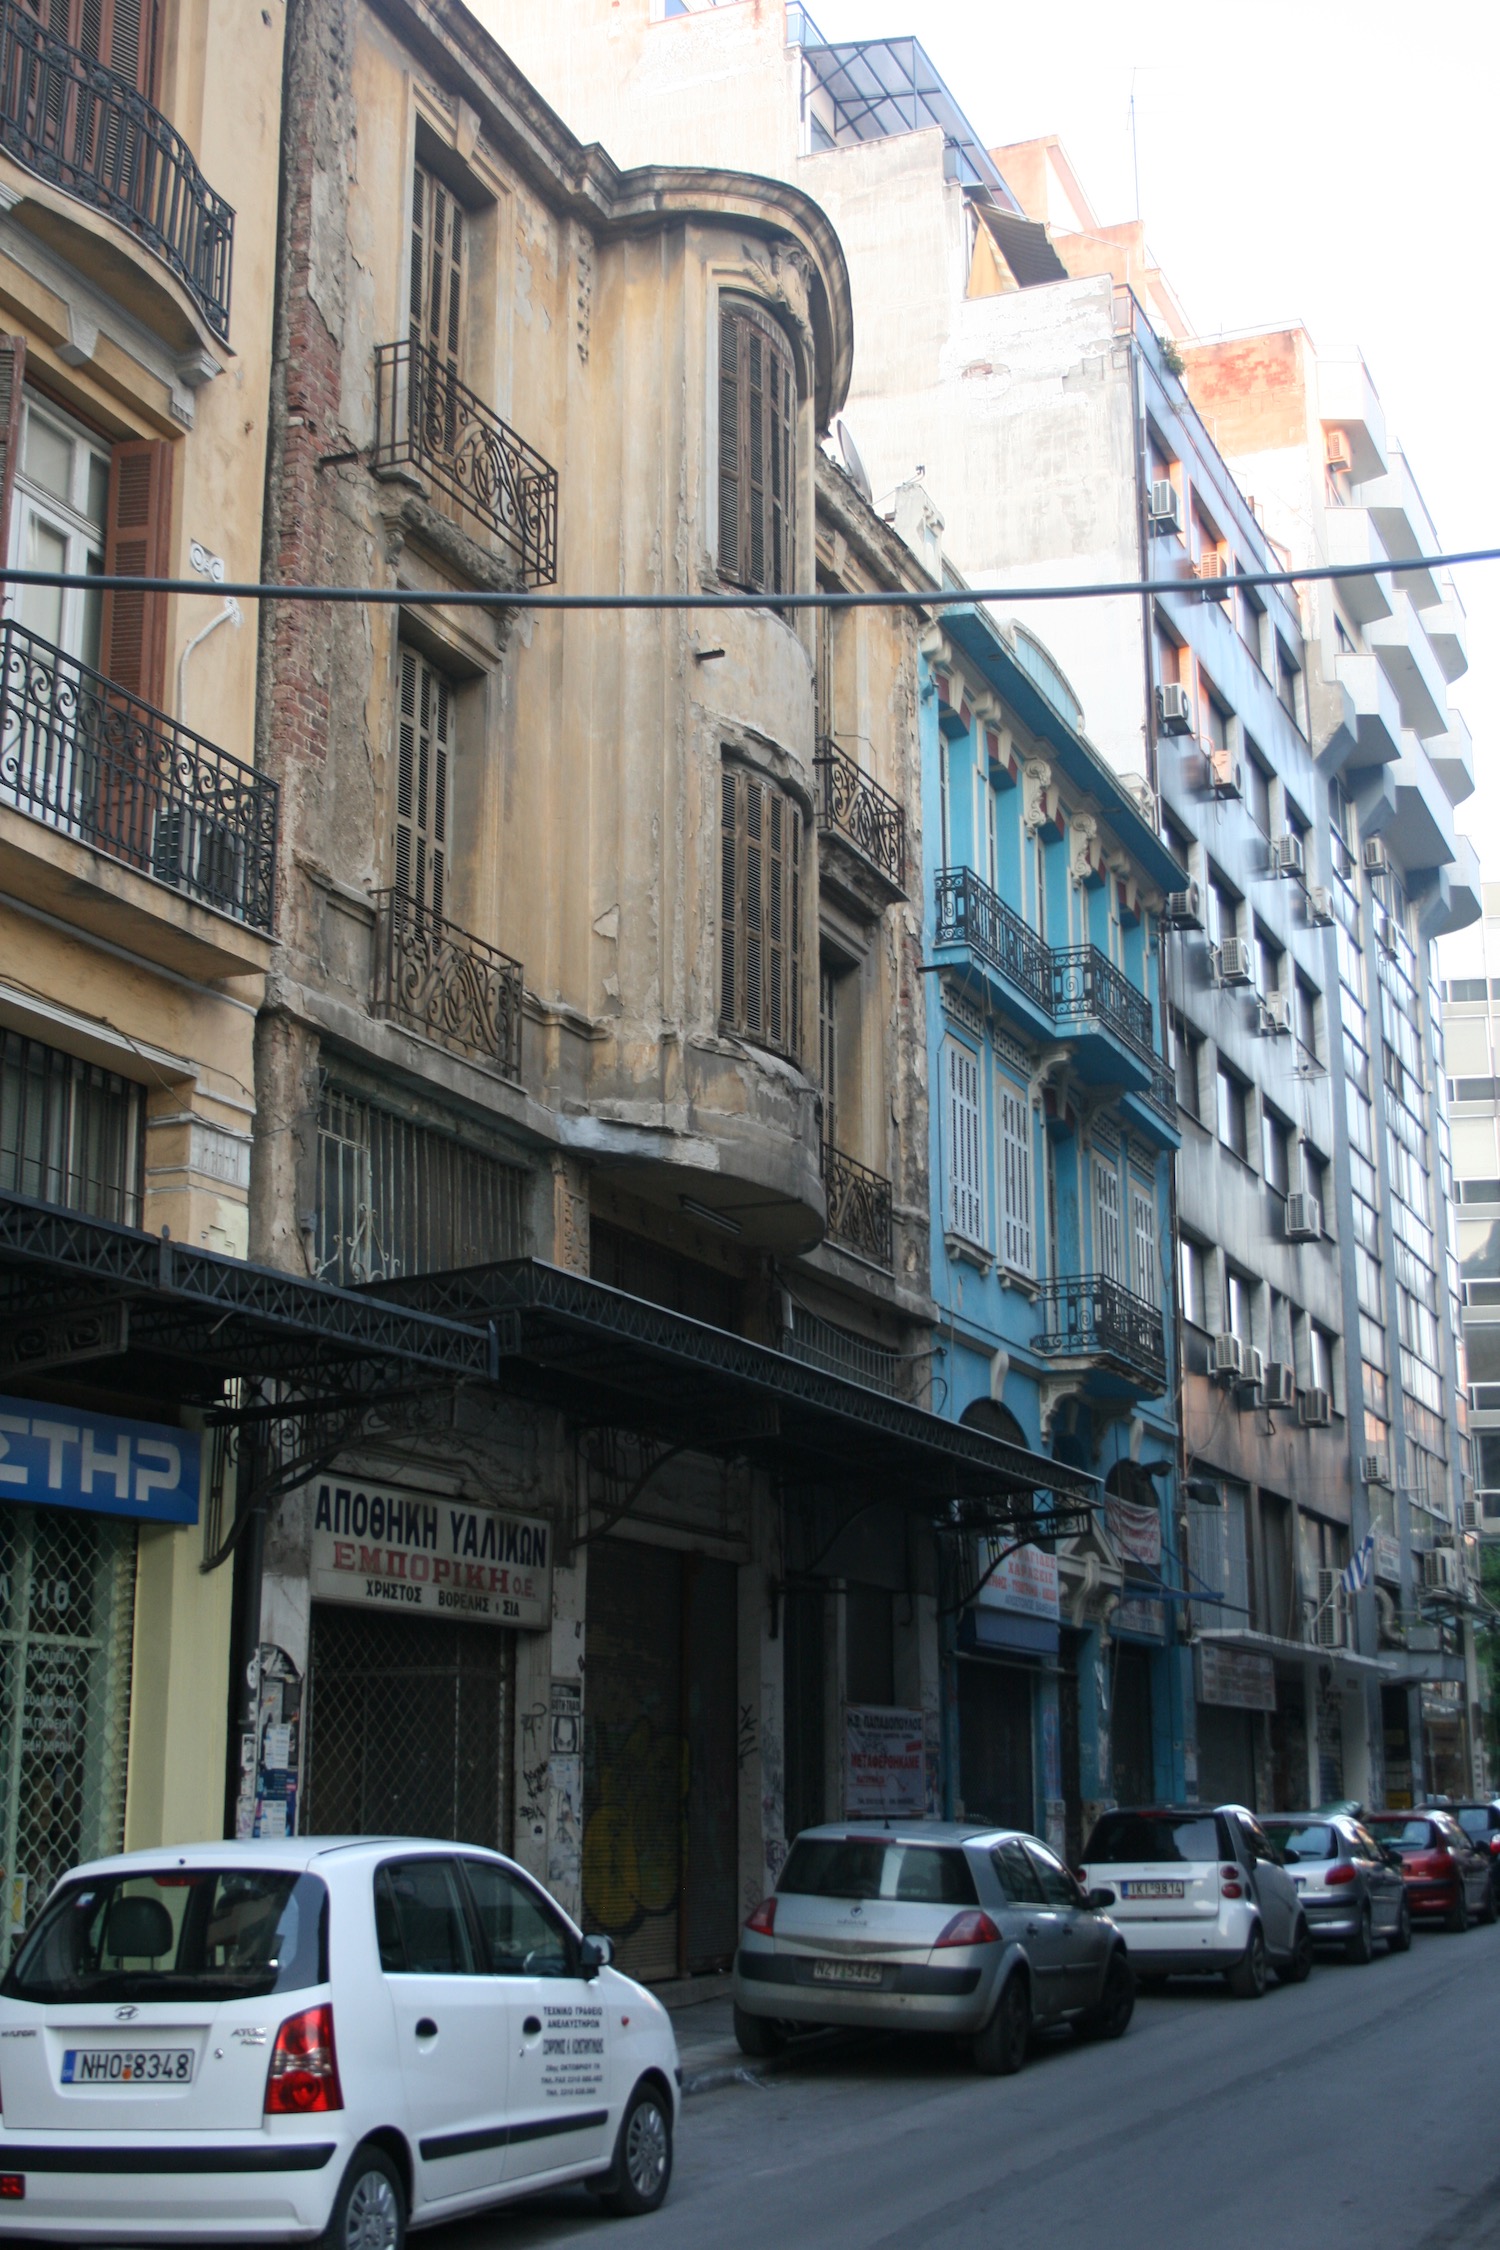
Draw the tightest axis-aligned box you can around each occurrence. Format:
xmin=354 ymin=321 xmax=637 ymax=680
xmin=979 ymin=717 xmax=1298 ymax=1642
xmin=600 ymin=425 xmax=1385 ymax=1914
xmin=681 ymin=2029 xmax=873 ymax=2099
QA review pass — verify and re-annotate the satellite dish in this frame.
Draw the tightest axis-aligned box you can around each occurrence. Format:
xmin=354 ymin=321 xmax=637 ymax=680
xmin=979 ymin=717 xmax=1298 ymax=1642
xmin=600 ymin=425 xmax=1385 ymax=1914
xmin=834 ymin=416 xmax=873 ymax=504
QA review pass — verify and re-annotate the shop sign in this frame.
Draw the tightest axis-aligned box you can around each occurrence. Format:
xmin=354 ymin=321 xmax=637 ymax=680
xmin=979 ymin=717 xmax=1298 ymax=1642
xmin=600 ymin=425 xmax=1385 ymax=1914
xmin=308 ymin=1477 xmax=551 ymax=1630
xmin=0 ymin=1394 xmax=198 ymax=1524
xmin=1105 ymin=1492 xmax=1162 ymax=1569
xmin=1196 ymin=1642 xmax=1276 ymax=1712
xmin=844 ymin=1705 xmax=926 ymax=1817
xmin=975 ymin=1541 xmax=1059 ymax=1620
xmin=1375 ymin=1532 xmax=1402 ymax=1585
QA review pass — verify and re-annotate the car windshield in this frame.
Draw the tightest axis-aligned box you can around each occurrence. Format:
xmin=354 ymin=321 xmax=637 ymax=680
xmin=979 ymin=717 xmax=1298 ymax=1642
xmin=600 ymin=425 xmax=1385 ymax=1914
xmin=778 ymin=1838 xmax=978 ymax=1906
xmin=1366 ymin=1818 xmax=1434 ymax=1850
xmin=1263 ymin=1822 xmax=1338 ymax=1863
xmin=1084 ymin=1813 xmax=1222 ymax=1866
xmin=2 ymin=1870 xmax=329 ymax=2004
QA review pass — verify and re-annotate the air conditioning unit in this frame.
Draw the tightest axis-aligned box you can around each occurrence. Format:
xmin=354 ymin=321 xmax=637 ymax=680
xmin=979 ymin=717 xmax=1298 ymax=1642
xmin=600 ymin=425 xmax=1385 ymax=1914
xmin=1373 ymin=905 xmax=1398 ymax=957
xmin=1163 ymin=882 xmax=1203 ymax=929
xmin=1242 ymin=1345 xmax=1265 ymax=1392
xmin=1149 ymin=478 xmax=1181 ymax=532
xmin=1324 ymin=428 xmax=1353 ymax=474
xmin=1271 ymin=832 xmax=1306 ymax=880
xmin=1262 ymin=1360 xmax=1296 ymax=1409
xmin=1299 ymin=1386 xmax=1332 ymax=1428
xmin=1285 ymin=1193 xmax=1321 ymax=1241
xmin=1307 ymin=885 xmax=1335 ymax=926
xmin=1157 ymin=681 xmax=1194 ymax=736
xmin=1196 ymin=550 xmax=1232 ymax=601
xmin=1259 ymin=992 xmax=1293 ymax=1037
xmin=1209 ymin=747 xmax=1243 ymax=800
xmin=1209 ymin=1332 xmax=1246 ymax=1381
xmin=1362 ymin=1452 xmax=1392 ymax=1488
xmin=1422 ymin=1545 xmax=1461 ymax=1593
xmin=1217 ymin=936 xmax=1254 ymax=986
xmin=1461 ymin=1497 xmax=1482 ymax=1533
xmin=1363 ymin=838 xmax=1388 ymax=875
xmin=1314 ymin=1568 xmax=1348 ymax=1647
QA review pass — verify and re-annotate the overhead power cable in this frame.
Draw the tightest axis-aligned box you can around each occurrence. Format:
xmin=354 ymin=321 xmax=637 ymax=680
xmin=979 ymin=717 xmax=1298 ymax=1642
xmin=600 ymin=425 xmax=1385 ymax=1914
xmin=0 ymin=545 xmax=1495 ymax=613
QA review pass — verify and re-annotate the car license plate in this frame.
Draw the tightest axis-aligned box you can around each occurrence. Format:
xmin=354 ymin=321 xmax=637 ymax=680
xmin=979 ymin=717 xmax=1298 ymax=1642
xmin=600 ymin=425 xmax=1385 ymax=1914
xmin=1292 ymin=1876 xmax=1305 ymax=1890
xmin=62 ymin=2049 xmax=194 ymax=2087
xmin=1121 ymin=1880 xmax=1184 ymax=1900
xmin=812 ymin=1959 xmax=883 ymax=1986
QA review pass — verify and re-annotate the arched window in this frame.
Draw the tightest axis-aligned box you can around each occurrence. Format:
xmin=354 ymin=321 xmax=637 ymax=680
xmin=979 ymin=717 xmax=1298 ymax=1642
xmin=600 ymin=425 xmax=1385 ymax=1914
xmin=718 ymin=301 xmax=796 ymax=596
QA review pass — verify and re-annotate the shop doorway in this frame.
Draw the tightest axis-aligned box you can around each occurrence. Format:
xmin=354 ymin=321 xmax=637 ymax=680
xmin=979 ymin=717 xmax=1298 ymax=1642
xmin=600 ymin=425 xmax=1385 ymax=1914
xmin=958 ymin=1659 xmax=1034 ymax=1829
xmin=1110 ymin=1641 xmax=1154 ymax=1805
xmin=1196 ymin=1702 xmax=1256 ymax=1808
xmin=302 ymin=1605 xmax=514 ymax=1847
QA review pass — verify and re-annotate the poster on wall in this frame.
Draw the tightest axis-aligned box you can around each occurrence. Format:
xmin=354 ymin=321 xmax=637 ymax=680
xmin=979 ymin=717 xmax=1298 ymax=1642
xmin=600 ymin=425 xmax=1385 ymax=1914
xmin=844 ymin=1705 xmax=926 ymax=1816
xmin=306 ymin=1477 xmax=552 ymax=1629
xmin=1105 ymin=1492 xmax=1162 ymax=1569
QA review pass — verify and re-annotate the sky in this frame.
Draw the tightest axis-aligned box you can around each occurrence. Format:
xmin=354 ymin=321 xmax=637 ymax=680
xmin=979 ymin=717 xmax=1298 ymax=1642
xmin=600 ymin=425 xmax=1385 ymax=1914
xmin=806 ymin=0 xmax=1500 ymax=887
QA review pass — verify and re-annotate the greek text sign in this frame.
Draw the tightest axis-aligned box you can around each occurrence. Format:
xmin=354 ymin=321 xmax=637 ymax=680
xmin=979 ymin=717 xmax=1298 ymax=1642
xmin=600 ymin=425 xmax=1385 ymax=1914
xmin=844 ymin=1705 xmax=926 ymax=1817
xmin=975 ymin=1541 xmax=1060 ymax=1620
xmin=0 ymin=1395 xmax=198 ymax=1523
xmin=308 ymin=1478 xmax=551 ymax=1630
xmin=1195 ymin=1643 xmax=1276 ymax=1712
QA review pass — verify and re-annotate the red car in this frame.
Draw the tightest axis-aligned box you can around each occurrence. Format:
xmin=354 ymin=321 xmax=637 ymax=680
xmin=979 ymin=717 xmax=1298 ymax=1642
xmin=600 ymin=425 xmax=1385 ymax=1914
xmin=1365 ymin=1811 xmax=1497 ymax=1933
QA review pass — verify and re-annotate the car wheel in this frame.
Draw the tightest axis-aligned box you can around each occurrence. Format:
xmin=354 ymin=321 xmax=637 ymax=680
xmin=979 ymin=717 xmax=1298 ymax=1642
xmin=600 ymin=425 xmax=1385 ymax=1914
xmin=1446 ymin=1885 xmax=1470 ymax=1935
xmin=597 ymin=2081 xmax=674 ymax=2218
xmin=1387 ymin=1898 xmax=1412 ymax=1954
xmin=1074 ymin=1950 xmax=1135 ymax=2042
xmin=319 ymin=2145 xmax=405 ymax=2250
xmin=1226 ymin=1925 xmax=1267 ymax=2000
xmin=1279 ymin=1918 xmax=1314 ymax=1985
xmin=973 ymin=1970 xmax=1030 ymax=2075
xmin=1479 ymin=1877 xmax=1499 ymax=1928
xmin=1345 ymin=1906 xmax=1374 ymax=1967
xmin=733 ymin=2005 xmax=787 ymax=2059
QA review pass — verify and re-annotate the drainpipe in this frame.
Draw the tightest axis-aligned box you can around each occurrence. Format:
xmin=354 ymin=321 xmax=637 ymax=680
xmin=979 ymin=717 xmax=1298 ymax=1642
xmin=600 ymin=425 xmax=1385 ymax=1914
xmin=178 ymin=597 xmax=242 ymax=725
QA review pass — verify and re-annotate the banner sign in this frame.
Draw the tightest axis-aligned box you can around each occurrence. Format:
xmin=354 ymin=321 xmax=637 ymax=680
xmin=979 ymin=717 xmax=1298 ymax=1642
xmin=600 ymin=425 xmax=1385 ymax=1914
xmin=308 ymin=1477 xmax=551 ymax=1630
xmin=975 ymin=1541 xmax=1060 ymax=1620
xmin=1196 ymin=1642 xmax=1276 ymax=1712
xmin=0 ymin=1395 xmax=198 ymax=1524
xmin=1106 ymin=1492 xmax=1162 ymax=1569
xmin=844 ymin=1705 xmax=926 ymax=1817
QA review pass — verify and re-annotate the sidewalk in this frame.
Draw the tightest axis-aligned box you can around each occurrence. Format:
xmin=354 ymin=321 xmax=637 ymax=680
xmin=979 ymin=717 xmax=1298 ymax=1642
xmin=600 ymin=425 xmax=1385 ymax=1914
xmin=662 ymin=1984 xmax=869 ymax=2098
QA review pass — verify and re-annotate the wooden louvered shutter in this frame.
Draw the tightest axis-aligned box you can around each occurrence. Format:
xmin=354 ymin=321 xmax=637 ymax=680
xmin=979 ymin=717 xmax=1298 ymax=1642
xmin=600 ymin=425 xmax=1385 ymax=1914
xmin=718 ymin=304 xmax=796 ymax=595
xmin=718 ymin=309 xmax=741 ymax=586
xmin=719 ymin=763 xmax=802 ymax=1058
xmin=0 ymin=335 xmax=27 ymax=589
xmin=100 ymin=436 xmax=172 ymax=707
xmin=395 ymin=647 xmax=451 ymax=920
xmin=719 ymin=765 xmax=738 ymax=1024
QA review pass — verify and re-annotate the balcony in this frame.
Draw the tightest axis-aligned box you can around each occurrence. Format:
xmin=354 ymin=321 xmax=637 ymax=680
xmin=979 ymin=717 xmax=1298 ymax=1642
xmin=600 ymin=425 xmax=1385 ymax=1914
xmin=1427 ymin=708 xmax=1474 ymax=806
xmin=371 ymin=888 xmax=523 ymax=1078
xmin=933 ymin=864 xmax=1052 ymax=1033
xmin=1423 ymin=581 xmax=1468 ymax=684
xmin=0 ymin=0 xmax=233 ymax=342
xmin=0 ymin=617 xmax=275 ymax=928
xmin=814 ymin=741 xmax=906 ymax=911
xmin=1357 ymin=446 xmax=1441 ymax=609
xmin=821 ymin=1141 xmax=893 ymax=1269
xmin=1049 ymin=944 xmax=1155 ymax=1086
xmin=1322 ymin=507 xmax=1392 ymax=626
xmin=1032 ymin=1274 xmax=1167 ymax=1395
xmin=373 ymin=338 xmax=558 ymax=588
xmin=1334 ymin=650 xmax=1403 ymax=771
xmin=1366 ymin=591 xmax=1449 ymax=740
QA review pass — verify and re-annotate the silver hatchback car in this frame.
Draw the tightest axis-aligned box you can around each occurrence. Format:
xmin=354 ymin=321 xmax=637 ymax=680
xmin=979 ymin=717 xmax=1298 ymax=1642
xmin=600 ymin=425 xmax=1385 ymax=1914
xmin=732 ymin=1822 xmax=1133 ymax=2075
xmin=1261 ymin=1814 xmax=1412 ymax=1961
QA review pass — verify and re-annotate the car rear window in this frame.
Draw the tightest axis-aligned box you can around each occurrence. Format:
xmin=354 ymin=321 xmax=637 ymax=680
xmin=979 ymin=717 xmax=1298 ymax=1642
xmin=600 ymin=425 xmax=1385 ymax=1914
xmin=1455 ymin=1809 xmax=1493 ymax=1842
xmin=1367 ymin=1818 xmax=1435 ymax=1850
xmin=1263 ymin=1823 xmax=1338 ymax=1863
xmin=1084 ymin=1812 xmax=1227 ymax=1865
xmin=2 ymin=1870 xmax=328 ymax=2004
xmin=779 ymin=1839 xmax=978 ymax=1906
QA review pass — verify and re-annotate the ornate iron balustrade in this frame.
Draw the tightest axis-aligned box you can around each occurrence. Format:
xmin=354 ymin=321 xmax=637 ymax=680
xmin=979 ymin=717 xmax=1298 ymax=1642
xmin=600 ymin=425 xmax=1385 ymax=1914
xmin=1143 ymin=1060 xmax=1177 ymax=1125
xmin=1032 ymin=1274 xmax=1166 ymax=1389
xmin=0 ymin=618 xmax=276 ymax=927
xmin=372 ymin=888 xmax=523 ymax=1078
xmin=934 ymin=865 xmax=1050 ymax=1015
xmin=1050 ymin=944 xmax=1155 ymax=1063
xmin=822 ymin=1140 xmax=894 ymax=1269
xmin=373 ymin=338 xmax=559 ymax=587
xmin=815 ymin=741 xmax=905 ymax=891
xmin=0 ymin=1 xmax=233 ymax=341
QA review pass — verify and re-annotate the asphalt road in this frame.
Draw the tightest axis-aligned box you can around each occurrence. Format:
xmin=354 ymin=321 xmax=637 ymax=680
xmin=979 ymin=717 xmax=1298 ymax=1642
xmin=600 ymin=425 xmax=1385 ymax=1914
xmin=442 ymin=1921 xmax=1500 ymax=2250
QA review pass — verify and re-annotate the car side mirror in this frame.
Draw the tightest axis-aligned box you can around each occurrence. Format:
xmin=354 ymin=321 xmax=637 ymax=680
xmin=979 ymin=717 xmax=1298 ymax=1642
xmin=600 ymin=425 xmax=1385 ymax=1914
xmin=577 ymin=1934 xmax=614 ymax=1978
xmin=1085 ymin=1886 xmax=1116 ymax=1912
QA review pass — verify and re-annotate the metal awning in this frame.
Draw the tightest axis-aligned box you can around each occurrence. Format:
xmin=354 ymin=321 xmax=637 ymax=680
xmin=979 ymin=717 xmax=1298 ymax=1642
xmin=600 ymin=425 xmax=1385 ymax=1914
xmin=1195 ymin=1626 xmax=1395 ymax=1677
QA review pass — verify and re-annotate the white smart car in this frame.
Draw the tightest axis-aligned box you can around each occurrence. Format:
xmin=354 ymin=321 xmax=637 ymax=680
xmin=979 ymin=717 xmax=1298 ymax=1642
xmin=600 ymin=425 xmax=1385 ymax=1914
xmin=0 ymin=1838 xmax=680 ymax=2246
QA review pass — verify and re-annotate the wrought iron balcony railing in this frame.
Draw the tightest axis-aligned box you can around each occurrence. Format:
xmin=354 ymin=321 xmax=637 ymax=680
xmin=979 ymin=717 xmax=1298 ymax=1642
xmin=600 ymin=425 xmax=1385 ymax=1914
xmin=1050 ymin=944 xmax=1156 ymax=1064
xmin=0 ymin=1 xmax=233 ymax=341
xmin=373 ymin=338 xmax=559 ymax=588
xmin=933 ymin=865 xmax=1051 ymax=1016
xmin=372 ymin=888 xmax=523 ymax=1079
xmin=0 ymin=618 xmax=276 ymax=928
xmin=1032 ymin=1274 xmax=1166 ymax=1389
xmin=1142 ymin=1059 xmax=1177 ymax=1126
xmin=822 ymin=1140 xmax=894 ymax=1269
xmin=815 ymin=741 xmax=906 ymax=892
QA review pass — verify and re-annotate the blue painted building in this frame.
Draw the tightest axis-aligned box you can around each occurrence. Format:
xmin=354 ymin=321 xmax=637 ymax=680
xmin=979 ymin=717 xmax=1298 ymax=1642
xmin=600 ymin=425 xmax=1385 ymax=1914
xmin=920 ymin=597 xmax=1188 ymax=1861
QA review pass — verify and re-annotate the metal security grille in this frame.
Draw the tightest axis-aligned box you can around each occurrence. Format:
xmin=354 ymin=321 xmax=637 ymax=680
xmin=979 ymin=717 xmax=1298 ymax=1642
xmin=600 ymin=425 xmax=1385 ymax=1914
xmin=0 ymin=1028 xmax=144 ymax=1225
xmin=315 ymin=1081 xmax=526 ymax=1287
xmin=0 ymin=1505 xmax=135 ymax=1946
xmin=302 ymin=1605 xmax=513 ymax=1848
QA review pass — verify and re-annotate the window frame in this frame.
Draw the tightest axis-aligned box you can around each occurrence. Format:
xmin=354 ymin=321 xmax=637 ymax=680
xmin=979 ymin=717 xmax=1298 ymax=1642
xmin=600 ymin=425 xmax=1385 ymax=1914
xmin=717 ymin=298 xmax=797 ymax=598
xmin=943 ymin=1037 xmax=985 ymax=1249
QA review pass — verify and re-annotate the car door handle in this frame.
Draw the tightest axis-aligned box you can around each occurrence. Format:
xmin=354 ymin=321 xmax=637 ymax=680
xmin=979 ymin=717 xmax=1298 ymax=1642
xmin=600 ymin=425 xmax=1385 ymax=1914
xmin=415 ymin=2018 xmax=437 ymax=2039
xmin=523 ymin=2016 xmax=542 ymax=2036
xmin=1026 ymin=1922 xmax=1042 ymax=1936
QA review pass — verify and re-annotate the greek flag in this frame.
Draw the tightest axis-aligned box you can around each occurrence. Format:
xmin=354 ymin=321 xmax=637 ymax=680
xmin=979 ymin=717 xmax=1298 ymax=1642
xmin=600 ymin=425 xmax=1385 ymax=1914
xmin=1340 ymin=1531 xmax=1376 ymax=1595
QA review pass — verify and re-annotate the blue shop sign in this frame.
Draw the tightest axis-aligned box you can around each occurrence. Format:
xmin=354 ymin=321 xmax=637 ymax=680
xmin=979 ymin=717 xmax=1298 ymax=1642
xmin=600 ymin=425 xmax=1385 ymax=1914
xmin=0 ymin=1395 xmax=199 ymax=1525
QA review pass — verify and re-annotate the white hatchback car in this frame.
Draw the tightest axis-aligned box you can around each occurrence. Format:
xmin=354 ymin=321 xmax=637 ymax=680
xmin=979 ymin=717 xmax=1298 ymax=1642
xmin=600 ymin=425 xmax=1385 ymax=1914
xmin=1078 ymin=1804 xmax=1312 ymax=1998
xmin=0 ymin=1838 xmax=680 ymax=2246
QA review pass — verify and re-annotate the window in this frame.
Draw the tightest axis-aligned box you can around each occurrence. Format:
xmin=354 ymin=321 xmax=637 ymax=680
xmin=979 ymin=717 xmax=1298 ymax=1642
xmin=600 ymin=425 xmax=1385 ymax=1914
xmin=461 ymin=1858 xmax=571 ymax=1977
xmin=394 ymin=647 xmax=452 ymax=917
xmin=1245 ymin=747 xmax=1272 ymax=837
xmin=1256 ymin=925 xmax=1284 ymax=1001
xmin=0 ymin=1028 xmax=144 ymax=1226
xmin=1295 ymin=974 xmax=1320 ymax=1060
xmin=410 ymin=159 xmax=466 ymax=379
xmin=819 ymin=959 xmax=843 ymax=1148
xmin=1262 ymin=1106 xmax=1291 ymax=1196
xmin=1173 ymin=1014 xmax=1203 ymax=1120
xmin=1093 ymin=1157 xmax=1122 ymax=1281
xmin=316 ymin=1081 xmax=526 ymax=1286
xmin=998 ymin=1080 xmax=1033 ymax=1275
xmin=1132 ymin=1185 xmax=1158 ymax=1305
xmin=1217 ymin=1063 xmax=1249 ymax=1160
xmin=991 ymin=1840 xmax=1045 ymax=1905
xmin=1026 ymin=1844 xmax=1082 ymax=1908
xmin=18 ymin=0 xmax=160 ymax=91
xmin=720 ymin=762 xmax=803 ymax=1057
xmin=1180 ymin=1235 xmax=1208 ymax=1329
xmin=1227 ymin=1267 xmax=1254 ymax=1344
xmin=1206 ymin=873 xmax=1239 ymax=950
xmin=8 ymin=1867 xmax=327 ymax=2005
xmin=1303 ymin=1146 xmax=1328 ymax=1221
xmin=1240 ymin=583 xmax=1266 ymax=669
xmin=1310 ymin=1323 xmax=1334 ymax=1397
xmin=374 ymin=1859 xmax=475 ymax=1975
xmin=718 ymin=301 xmax=796 ymax=596
xmin=8 ymin=392 xmax=109 ymax=673
xmin=1200 ymin=683 xmax=1230 ymax=754
xmin=944 ymin=1041 xmax=984 ymax=1245
xmin=1276 ymin=636 xmax=1304 ymax=731
xmin=779 ymin=1837 xmax=978 ymax=1905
